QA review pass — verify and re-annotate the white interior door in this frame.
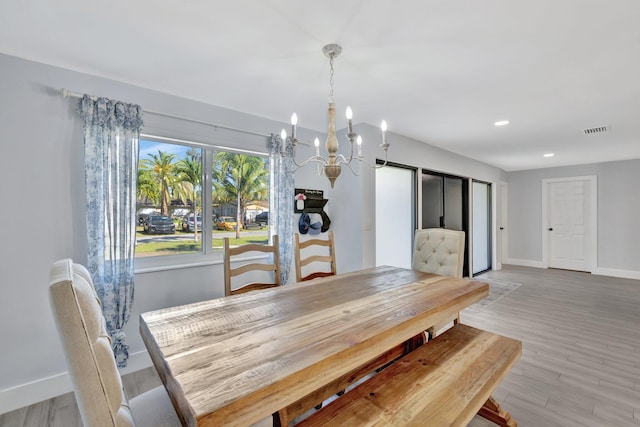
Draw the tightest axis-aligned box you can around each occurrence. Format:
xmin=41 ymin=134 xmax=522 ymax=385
xmin=547 ymin=179 xmax=592 ymax=271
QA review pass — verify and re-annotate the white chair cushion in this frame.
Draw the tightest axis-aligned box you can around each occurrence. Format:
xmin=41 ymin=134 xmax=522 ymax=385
xmin=50 ymin=259 xmax=179 ymax=427
xmin=129 ymin=386 xmax=181 ymax=427
xmin=412 ymin=228 xmax=465 ymax=278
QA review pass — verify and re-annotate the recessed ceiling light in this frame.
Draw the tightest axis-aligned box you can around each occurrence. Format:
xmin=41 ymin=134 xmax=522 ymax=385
xmin=543 ymin=153 xmax=555 ymax=157
xmin=494 ymin=120 xmax=510 ymax=126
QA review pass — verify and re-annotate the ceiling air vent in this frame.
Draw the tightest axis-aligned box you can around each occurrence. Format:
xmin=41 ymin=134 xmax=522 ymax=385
xmin=582 ymin=125 xmax=610 ymax=135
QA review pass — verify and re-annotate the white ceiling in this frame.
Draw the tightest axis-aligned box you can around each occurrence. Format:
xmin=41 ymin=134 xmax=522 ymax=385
xmin=2 ymin=0 xmax=639 ymax=171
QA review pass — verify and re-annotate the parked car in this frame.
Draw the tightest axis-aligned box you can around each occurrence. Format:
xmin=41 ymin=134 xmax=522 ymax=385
xmin=143 ymin=215 xmax=176 ymax=234
xmin=255 ymin=212 xmax=269 ymax=226
xmin=138 ymin=213 xmax=153 ymax=226
xmin=181 ymin=214 xmax=202 ymax=232
xmin=216 ymin=216 xmax=239 ymax=231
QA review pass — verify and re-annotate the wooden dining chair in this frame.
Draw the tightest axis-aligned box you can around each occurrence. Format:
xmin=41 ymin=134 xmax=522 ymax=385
xmin=294 ymin=231 xmax=337 ymax=282
xmin=294 ymin=231 xmax=340 ymax=408
xmin=223 ymin=235 xmax=281 ymax=296
xmin=412 ymin=228 xmax=466 ymax=339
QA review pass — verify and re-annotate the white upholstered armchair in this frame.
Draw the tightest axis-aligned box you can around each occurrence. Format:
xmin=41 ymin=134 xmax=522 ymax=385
xmin=49 ymin=259 xmax=180 ymax=427
xmin=412 ymin=228 xmax=465 ymax=278
xmin=412 ymin=228 xmax=466 ymax=338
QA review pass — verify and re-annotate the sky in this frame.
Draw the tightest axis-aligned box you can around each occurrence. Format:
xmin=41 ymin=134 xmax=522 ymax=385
xmin=139 ymin=139 xmax=193 ymax=161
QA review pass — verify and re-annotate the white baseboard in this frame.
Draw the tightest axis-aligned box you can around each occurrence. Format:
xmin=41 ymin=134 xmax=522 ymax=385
xmin=505 ymin=258 xmax=545 ymax=269
xmin=593 ymin=267 xmax=640 ymax=280
xmin=0 ymin=371 xmax=72 ymax=416
xmin=0 ymin=350 xmax=152 ymax=415
xmin=502 ymin=259 xmax=640 ymax=280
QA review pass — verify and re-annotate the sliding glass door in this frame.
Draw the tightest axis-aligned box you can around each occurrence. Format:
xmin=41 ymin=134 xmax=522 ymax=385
xmin=421 ymin=170 xmax=469 ymax=276
xmin=472 ymin=180 xmax=492 ymax=275
xmin=376 ymin=164 xmax=416 ymax=268
xmin=376 ymin=166 xmax=492 ymax=277
xmin=421 ymin=172 xmax=466 ymax=231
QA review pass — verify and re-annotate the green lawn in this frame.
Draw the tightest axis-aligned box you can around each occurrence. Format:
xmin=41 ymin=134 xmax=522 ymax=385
xmin=135 ymin=227 xmax=268 ymax=257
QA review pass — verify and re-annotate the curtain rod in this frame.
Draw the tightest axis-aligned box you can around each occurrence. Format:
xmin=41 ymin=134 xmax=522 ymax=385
xmin=61 ymin=88 xmax=272 ymax=138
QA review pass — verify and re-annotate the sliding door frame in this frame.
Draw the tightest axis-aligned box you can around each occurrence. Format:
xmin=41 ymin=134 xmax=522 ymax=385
xmin=420 ymin=169 xmax=470 ymax=277
xmin=471 ymin=179 xmax=492 ymax=276
xmin=376 ymin=160 xmax=418 ymax=266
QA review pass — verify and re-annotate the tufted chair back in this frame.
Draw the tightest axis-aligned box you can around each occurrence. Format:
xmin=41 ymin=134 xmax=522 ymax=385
xmin=412 ymin=228 xmax=465 ymax=278
xmin=49 ymin=258 xmax=135 ymax=427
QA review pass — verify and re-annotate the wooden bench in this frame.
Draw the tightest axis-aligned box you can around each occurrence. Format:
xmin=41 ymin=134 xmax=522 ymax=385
xmin=276 ymin=334 xmax=425 ymax=426
xmin=296 ymin=324 xmax=521 ymax=427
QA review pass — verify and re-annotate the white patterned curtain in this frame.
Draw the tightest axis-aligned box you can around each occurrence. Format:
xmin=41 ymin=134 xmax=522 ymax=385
xmin=77 ymin=95 xmax=143 ymax=367
xmin=268 ymin=134 xmax=294 ymax=284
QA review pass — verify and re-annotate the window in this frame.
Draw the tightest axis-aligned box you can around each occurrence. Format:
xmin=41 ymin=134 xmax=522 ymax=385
xmin=210 ymin=150 xmax=270 ymax=251
xmin=136 ymin=137 xmax=269 ymax=264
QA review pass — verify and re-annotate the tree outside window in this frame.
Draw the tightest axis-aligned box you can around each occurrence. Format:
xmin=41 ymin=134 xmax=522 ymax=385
xmin=135 ymin=138 xmax=269 ymax=259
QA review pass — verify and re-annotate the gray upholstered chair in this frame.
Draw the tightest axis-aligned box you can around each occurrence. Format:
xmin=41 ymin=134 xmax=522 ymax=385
xmin=412 ymin=228 xmax=466 ymax=338
xmin=49 ymin=259 xmax=181 ymax=427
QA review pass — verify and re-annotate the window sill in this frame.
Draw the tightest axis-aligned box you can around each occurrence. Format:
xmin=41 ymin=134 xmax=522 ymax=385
xmin=134 ymin=253 xmax=269 ymax=274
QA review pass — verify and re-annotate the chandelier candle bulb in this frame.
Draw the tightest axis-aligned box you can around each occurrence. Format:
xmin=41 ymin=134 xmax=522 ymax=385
xmin=346 ymin=106 xmax=354 ymax=134
xmin=357 ymin=135 xmax=362 ymax=157
xmin=314 ymin=138 xmax=320 ymax=157
xmin=381 ymin=120 xmax=388 ymax=145
xmin=291 ymin=113 xmax=298 ymax=139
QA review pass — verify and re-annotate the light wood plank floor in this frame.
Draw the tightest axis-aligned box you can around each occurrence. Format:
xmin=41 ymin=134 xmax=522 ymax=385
xmin=2 ymin=265 xmax=640 ymax=426
xmin=466 ymin=265 xmax=640 ymax=427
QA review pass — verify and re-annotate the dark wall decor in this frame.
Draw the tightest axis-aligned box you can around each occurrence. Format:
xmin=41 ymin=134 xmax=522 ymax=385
xmin=295 ymin=188 xmax=331 ymax=234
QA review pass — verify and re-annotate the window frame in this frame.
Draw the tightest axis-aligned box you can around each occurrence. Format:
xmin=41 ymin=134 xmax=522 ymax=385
xmin=134 ymin=133 xmax=270 ymax=274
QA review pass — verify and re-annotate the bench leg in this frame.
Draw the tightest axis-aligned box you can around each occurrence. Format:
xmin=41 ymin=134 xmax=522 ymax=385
xmin=273 ymin=409 xmax=289 ymax=427
xmin=427 ymin=313 xmax=461 ymax=341
xmin=478 ymin=395 xmax=517 ymax=427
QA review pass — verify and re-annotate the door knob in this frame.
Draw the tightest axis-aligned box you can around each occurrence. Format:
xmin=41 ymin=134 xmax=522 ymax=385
xmin=548 ymin=228 xmax=553 ymax=231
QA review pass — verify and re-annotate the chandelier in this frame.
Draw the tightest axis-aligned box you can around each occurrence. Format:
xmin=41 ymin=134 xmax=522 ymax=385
xmin=281 ymin=44 xmax=390 ymax=188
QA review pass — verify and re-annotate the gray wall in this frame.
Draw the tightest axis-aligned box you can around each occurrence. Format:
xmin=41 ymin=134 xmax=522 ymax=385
xmin=506 ymin=160 xmax=640 ymax=275
xmin=0 ymin=53 xmax=325 ymax=412
xmin=0 ymin=53 xmax=505 ymax=413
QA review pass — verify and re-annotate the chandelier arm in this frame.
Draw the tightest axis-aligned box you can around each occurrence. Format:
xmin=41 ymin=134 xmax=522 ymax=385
xmin=345 ymin=132 xmax=357 ymax=164
xmin=344 ymin=142 xmax=355 ymax=164
xmin=289 ymin=149 xmax=308 ymax=173
xmin=340 ymin=159 xmax=362 ymax=177
xmin=291 ymin=157 xmax=329 ymax=174
xmin=292 ymin=154 xmax=329 ymax=169
xmin=333 ymin=131 xmax=358 ymax=166
xmin=287 ymin=138 xmax=329 ymax=169
xmin=355 ymin=151 xmax=390 ymax=169
xmin=335 ymin=154 xmax=349 ymax=165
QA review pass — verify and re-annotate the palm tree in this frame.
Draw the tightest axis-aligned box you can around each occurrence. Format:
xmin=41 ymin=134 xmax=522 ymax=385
xmin=175 ymin=149 xmax=202 ymax=241
xmin=212 ymin=153 xmax=268 ymax=239
xmin=137 ymin=167 xmax=160 ymax=206
xmin=141 ymin=150 xmax=176 ymax=215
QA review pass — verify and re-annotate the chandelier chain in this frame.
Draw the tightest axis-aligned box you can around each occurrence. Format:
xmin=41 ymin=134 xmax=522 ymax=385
xmin=329 ymin=54 xmax=335 ymax=101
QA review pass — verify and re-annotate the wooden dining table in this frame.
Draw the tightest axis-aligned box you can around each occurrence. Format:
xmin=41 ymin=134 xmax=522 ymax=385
xmin=139 ymin=265 xmax=489 ymax=427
